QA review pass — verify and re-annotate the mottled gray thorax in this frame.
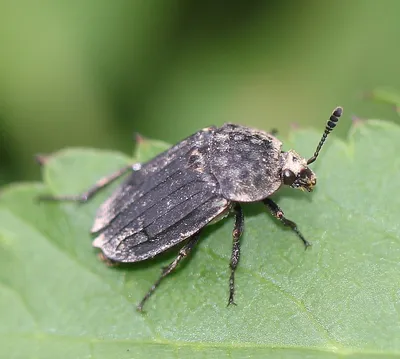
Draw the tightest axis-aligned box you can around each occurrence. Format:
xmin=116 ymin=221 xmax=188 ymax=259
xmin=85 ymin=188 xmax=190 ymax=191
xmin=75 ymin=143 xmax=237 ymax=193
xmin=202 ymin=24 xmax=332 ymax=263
xmin=209 ymin=124 xmax=283 ymax=202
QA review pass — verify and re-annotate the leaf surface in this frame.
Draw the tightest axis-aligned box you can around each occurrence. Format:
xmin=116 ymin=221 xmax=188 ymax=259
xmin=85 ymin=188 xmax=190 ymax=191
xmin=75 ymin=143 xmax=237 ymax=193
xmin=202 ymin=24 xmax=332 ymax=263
xmin=1 ymin=121 xmax=400 ymax=358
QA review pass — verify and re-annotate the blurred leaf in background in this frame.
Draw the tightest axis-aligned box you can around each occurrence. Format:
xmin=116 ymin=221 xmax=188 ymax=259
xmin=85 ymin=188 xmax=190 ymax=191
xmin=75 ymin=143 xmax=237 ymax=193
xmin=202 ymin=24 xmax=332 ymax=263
xmin=0 ymin=116 xmax=16 ymax=186
xmin=1 ymin=0 xmax=400 ymax=184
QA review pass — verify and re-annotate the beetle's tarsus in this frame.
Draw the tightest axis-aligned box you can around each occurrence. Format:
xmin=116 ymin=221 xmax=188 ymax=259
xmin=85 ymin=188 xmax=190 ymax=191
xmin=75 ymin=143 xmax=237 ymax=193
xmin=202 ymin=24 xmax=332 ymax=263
xmin=227 ymin=298 xmax=237 ymax=307
xmin=304 ymin=240 xmax=312 ymax=250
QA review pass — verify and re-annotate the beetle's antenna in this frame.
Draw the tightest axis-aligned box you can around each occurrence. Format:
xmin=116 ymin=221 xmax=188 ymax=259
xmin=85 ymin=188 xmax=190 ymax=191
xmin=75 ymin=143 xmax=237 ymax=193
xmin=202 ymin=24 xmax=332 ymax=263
xmin=307 ymin=106 xmax=343 ymax=165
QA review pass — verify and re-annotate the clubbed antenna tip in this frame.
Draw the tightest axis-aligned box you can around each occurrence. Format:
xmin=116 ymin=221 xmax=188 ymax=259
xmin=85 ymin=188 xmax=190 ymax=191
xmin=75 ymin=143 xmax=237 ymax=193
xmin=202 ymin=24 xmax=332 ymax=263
xmin=307 ymin=106 xmax=343 ymax=165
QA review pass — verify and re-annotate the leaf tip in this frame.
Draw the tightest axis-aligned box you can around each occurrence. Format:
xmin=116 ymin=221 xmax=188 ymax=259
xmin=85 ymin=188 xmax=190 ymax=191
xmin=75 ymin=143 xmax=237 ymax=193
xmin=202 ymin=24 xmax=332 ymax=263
xmin=133 ymin=132 xmax=147 ymax=145
xmin=350 ymin=114 xmax=366 ymax=128
xmin=34 ymin=153 xmax=52 ymax=166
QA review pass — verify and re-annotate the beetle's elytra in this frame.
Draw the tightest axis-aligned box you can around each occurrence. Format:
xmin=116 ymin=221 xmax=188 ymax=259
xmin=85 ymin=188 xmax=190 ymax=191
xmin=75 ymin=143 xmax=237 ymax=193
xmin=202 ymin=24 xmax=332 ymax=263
xmin=40 ymin=107 xmax=343 ymax=311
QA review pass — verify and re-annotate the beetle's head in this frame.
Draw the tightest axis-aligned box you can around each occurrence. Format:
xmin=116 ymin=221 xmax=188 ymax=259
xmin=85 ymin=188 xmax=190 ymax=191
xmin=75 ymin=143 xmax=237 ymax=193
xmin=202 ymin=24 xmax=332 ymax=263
xmin=281 ymin=150 xmax=316 ymax=192
xmin=281 ymin=106 xmax=343 ymax=192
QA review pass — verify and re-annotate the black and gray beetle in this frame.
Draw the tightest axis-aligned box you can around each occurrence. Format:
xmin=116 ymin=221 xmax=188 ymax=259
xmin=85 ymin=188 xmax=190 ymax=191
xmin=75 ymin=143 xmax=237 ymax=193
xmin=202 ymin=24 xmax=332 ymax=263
xmin=40 ymin=107 xmax=342 ymax=311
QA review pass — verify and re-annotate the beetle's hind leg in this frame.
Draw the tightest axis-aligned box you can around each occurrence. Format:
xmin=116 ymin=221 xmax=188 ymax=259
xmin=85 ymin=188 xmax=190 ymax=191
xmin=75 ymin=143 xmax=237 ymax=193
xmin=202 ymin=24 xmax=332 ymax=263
xmin=38 ymin=164 xmax=135 ymax=203
xmin=227 ymin=204 xmax=244 ymax=306
xmin=262 ymin=198 xmax=311 ymax=248
xmin=137 ymin=231 xmax=202 ymax=312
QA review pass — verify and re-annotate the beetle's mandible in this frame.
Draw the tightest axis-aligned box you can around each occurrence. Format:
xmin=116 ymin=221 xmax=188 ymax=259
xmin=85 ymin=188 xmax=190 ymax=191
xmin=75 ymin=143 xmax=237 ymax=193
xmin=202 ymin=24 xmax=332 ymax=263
xmin=40 ymin=107 xmax=343 ymax=311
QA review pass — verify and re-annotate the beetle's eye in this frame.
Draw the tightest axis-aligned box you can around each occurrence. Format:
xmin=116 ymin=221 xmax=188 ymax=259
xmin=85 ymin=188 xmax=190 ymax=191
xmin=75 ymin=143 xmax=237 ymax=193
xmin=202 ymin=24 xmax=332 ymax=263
xmin=283 ymin=169 xmax=296 ymax=185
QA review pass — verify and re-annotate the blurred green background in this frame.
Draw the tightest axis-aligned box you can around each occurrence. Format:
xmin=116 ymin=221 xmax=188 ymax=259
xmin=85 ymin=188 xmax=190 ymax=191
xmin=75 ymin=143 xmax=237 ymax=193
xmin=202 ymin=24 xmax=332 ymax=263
xmin=1 ymin=0 xmax=400 ymax=186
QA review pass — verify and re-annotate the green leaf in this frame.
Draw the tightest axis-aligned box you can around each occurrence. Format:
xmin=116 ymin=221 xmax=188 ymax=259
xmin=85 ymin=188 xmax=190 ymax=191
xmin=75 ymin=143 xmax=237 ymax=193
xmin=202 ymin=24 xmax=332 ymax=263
xmin=369 ymin=87 xmax=400 ymax=117
xmin=1 ymin=120 xmax=400 ymax=359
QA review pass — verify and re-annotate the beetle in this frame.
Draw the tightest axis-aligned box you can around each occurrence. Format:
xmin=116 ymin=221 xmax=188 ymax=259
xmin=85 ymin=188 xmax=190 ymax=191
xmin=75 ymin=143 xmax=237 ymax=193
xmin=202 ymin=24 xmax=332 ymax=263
xmin=40 ymin=107 xmax=342 ymax=311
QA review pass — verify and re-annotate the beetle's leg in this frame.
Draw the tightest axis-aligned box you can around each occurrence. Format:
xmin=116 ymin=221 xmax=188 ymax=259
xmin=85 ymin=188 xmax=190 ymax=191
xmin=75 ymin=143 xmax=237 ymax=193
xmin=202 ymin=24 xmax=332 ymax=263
xmin=137 ymin=231 xmax=202 ymax=312
xmin=228 ymin=204 xmax=244 ymax=306
xmin=38 ymin=164 xmax=136 ymax=203
xmin=262 ymin=198 xmax=311 ymax=248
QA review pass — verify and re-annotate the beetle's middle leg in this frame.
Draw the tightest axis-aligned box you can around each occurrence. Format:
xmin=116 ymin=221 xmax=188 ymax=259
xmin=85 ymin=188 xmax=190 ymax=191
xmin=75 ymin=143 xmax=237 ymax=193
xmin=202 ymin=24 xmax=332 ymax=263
xmin=137 ymin=230 xmax=202 ymax=312
xmin=228 ymin=204 xmax=244 ymax=306
xmin=262 ymin=198 xmax=311 ymax=248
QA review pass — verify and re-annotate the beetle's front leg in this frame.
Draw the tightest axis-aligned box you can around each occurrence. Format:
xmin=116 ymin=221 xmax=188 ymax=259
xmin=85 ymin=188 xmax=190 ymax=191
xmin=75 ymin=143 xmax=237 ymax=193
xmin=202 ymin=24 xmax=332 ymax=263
xmin=262 ymin=198 xmax=311 ymax=248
